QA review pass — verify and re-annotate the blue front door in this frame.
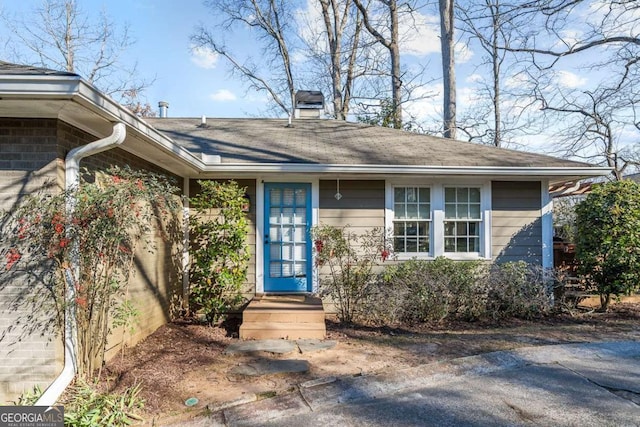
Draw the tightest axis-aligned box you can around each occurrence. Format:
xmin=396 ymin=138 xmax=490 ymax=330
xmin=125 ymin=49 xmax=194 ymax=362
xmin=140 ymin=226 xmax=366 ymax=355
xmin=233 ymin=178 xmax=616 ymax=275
xmin=264 ymin=183 xmax=312 ymax=293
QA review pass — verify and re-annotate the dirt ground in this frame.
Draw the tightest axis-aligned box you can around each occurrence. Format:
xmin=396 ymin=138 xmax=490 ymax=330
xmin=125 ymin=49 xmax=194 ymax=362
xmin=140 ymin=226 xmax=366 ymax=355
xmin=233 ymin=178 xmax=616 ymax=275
xmin=100 ymin=303 xmax=640 ymax=425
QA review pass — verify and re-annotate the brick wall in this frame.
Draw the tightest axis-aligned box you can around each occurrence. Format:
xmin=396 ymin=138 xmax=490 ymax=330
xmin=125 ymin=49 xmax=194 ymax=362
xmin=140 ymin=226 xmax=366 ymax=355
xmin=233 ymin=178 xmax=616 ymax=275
xmin=0 ymin=118 xmax=184 ymax=403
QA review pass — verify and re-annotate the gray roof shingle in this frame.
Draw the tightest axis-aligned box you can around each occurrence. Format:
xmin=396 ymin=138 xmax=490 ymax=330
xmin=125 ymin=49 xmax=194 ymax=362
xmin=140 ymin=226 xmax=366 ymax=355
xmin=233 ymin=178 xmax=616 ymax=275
xmin=146 ymin=117 xmax=593 ymax=168
xmin=0 ymin=61 xmax=78 ymax=76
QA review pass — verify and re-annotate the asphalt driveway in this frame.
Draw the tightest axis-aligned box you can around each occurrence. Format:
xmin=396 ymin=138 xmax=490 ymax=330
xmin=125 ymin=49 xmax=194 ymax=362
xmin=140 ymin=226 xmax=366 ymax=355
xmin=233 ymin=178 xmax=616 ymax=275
xmin=170 ymin=341 xmax=640 ymax=426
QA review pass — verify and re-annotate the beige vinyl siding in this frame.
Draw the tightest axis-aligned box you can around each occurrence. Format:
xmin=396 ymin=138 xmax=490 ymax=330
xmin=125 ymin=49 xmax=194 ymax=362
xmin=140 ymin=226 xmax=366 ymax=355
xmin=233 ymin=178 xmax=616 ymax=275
xmin=319 ymin=180 xmax=385 ymax=230
xmin=492 ymin=181 xmax=542 ymax=264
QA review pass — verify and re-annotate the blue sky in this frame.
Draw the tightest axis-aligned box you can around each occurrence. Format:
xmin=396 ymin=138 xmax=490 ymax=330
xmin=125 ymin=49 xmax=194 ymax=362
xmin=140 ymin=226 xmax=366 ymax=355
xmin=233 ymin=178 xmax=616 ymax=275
xmin=0 ymin=0 xmax=264 ymax=117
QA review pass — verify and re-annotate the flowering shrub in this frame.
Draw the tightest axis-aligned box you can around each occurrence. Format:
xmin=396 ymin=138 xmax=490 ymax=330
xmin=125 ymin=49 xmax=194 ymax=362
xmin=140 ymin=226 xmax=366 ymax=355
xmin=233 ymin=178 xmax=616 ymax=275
xmin=0 ymin=166 xmax=181 ymax=378
xmin=189 ymin=180 xmax=249 ymax=324
xmin=311 ymin=225 xmax=392 ymax=323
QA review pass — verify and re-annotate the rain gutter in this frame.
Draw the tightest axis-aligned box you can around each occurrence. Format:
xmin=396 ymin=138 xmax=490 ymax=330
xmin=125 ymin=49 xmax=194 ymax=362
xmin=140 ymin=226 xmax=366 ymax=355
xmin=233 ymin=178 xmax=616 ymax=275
xmin=35 ymin=123 xmax=126 ymax=406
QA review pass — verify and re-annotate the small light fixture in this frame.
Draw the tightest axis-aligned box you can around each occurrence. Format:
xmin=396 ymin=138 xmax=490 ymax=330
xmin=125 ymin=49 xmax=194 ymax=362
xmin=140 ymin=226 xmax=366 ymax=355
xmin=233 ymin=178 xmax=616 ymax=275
xmin=335 ymin=178 xmax=342 ymax=200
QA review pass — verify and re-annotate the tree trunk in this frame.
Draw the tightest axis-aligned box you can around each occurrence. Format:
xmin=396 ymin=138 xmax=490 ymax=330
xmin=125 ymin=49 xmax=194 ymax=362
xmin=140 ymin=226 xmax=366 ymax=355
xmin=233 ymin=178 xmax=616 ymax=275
xmin=440 ymin=0 xmax=456 ymax=139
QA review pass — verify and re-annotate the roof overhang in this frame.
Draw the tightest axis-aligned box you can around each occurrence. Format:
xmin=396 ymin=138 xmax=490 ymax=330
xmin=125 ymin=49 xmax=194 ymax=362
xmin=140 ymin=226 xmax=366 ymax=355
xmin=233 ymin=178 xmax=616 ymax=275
xmin=197 ymin=162 xmax=612 ymax=184
xmin=0 ymin=74 xmax=205 ymax=176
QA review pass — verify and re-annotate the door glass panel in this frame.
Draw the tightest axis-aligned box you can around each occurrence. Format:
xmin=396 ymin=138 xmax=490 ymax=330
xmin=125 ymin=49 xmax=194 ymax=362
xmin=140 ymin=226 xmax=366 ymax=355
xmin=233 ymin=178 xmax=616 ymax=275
xmin=294 ymin=227 xmax=305 ymax=242
xmin=270 ymin=189 xmax=281 ymax=205
xmin=270 ymin=245 xmax=280 ymax=259
xmin=270 ymin=262 xmax=281 ymax=277
xmin=270 ymin=208 xmax=280 ymax=224
xmin=282 ymin=262 xmax=293 ymax=277
xmin=283 ymin=189 xmax=295 ymax=206
xmin=295 ymin=208 xmax=306 ymax=224
xmin=269 ymin=226 xmax=279 ymax=242
xmin=281 ymin=208 xmax=293 ymax=224
xmin=281 ymin=244 xmax=292 ymax=260
xmin=295 ymin=189 xmax=306 ymax=206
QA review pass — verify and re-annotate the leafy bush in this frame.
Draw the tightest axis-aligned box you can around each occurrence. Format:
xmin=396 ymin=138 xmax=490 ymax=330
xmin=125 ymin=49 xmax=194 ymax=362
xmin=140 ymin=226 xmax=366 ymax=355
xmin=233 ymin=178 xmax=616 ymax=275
xmin=486 ymin=261 xmax=553 ymax=320
xmin=376 ymin=258 xmax=486 ymax=324
xmin=311 ymin=225 xmax=391 ymax=323
xmin=575 ymin=180 xmax=640 ymax=310
xmin=189 ymin=180 xmax=250 ymax=324
xmin=62 ymin=380 xmax=144 ymax=427
xmin=373 ymin=258 xmax=552 ymax=325
xmin=1 ymin=166 xmax=181 ymax=378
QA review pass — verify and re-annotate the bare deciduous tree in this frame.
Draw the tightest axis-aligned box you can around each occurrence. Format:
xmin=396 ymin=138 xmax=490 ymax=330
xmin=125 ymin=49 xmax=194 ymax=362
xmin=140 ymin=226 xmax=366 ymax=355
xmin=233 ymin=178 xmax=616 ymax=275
xmin=192 ymin=0 xmax=298 ymax=118
xmin=352 ymin=0 xmax=404 ymax=128
xmin=503 ymin=0 xmax=640 ymax=178
xmin=2 ymin=0 xmax=153 ymax=114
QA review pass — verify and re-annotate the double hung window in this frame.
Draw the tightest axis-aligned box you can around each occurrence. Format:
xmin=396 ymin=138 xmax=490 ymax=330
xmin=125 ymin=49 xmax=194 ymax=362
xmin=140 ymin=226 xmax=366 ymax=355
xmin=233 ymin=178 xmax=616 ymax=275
xmin=444 ymin=187 xmax=481 ymax=253
xmin=392 ymin=187 xmax=430 ymax=254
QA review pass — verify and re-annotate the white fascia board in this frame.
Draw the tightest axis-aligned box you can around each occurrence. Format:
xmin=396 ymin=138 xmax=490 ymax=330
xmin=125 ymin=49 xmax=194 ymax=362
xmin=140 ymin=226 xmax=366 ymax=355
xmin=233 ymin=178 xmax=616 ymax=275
xmin=202 ymin=162 xmax=613 ymax=178
xmin=74 ymin=82 xmax=206 ymax=171
xmin=0 ymin=75 xmax=206 ymax=174
xmin=0 ymin=74 xmax=81 ymax=96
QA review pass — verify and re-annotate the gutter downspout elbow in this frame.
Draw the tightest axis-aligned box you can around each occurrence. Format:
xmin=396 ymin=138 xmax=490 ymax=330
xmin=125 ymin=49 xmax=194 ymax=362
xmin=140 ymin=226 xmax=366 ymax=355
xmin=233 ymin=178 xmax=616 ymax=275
xmin=36 ymin=123 xmax=126 ymax=406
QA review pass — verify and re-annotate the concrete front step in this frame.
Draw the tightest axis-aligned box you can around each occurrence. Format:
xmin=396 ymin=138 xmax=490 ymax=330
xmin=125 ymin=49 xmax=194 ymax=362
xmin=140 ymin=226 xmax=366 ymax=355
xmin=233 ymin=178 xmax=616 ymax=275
xmin=239 ymin=294 xmax=326 ymax=340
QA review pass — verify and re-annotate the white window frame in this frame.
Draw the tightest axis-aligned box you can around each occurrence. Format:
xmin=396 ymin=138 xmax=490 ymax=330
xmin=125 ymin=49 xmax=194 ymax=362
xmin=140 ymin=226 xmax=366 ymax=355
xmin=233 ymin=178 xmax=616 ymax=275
xmin=389 ymin=184 xmax=433 ymax=258
xmin=386 ymin=180 xmax=492 ymax=261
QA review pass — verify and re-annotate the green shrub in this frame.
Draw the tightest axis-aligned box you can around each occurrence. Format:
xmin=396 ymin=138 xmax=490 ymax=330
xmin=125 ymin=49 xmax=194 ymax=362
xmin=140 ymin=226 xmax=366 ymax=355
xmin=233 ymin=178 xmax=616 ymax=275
xmin=486 ymin=261 xmax=553 ymax=320
xmin=312 ymin=225 xmax=390 ymax=323
xmin=575 ymin=180 xmax=640 ymax=310
xmin=376 ymin=258 xmax=552 ymax=324
xmin=378 ymin=258 xmax=485 ymax=324
xmin=189 ymin=180 xmax=250 ymax=324
xmin=62 ymin=380 xmax=144 ymax=427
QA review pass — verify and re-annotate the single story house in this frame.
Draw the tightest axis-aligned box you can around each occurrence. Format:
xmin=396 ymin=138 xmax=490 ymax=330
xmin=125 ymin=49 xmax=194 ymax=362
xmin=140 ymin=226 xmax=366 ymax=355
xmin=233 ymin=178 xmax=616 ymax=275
xmin=0 ymin=61 xmax=611 ymax=403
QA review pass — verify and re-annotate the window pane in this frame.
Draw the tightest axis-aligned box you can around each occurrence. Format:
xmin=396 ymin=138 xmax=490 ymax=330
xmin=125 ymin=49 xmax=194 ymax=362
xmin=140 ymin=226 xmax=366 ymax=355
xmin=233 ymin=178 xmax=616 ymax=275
xmin=418 ymin=222 xmax=428 ymax=236
xmin=444 ymin=221 xmax=455 ymax=235
xmin=269 ymin=226 xmax=279 ymax=242
xmin=419 ymin=187 xmax=430 ymax=203
xmin=270 ymin=262 xmax=281 ymax=277
xmin=406 ymin=238 xmax=417 ymax=252
xmin=407 ymin=187 xmax=417 ymax=202
xmin=270 ymin=245 xmax=280 ymax=259
xmin=270 ymin=208 xmax=280 ymax=224
xmin=270 ymin=189 xmax=281 ymax=205
xmin=445 ymin=187 xmax=456 ymax=202
xmin=469 ymin=188 xmax=481 ymax=202
xmin=468 ymin=221 xmax=479 ymax=236
xmin=394 ymin=203 xmax=405 ymax=219
xmin=456 ymin=222 xmax=467 ymax=235
xmin=418 ymin=237 xmax=429 ymax=252
xmin=394 ymin=187 xmax=405 ymax=202
xmin=457 ymin=187 xmax=468 ymax=202
xmin=458 ymin=205 xmax=469 ymax=219
xmin=295 ymin=208 xmax=306 ymax=224
xmin=457 ymin=238 xmax=468 ymax=252
xmin=407 ymin=203 xmax=418 ymax=219
xmin=445 ymin=203 xmax=456 ymax=219
xmin=295 ymin=188 xmax=306 ymax=206
xmin=470 ymin=237 xmax=480 ymax=252
xmin=283 ymin=189 xmax=295 ymax=206
xmin=444 ymin=237 xmax=456 ymax=252
xmin=406 ymin=221 xmax=418 ymax=236
xmin=469 ymin=204 xmax=481 ymax=219
xmin=418 ymin=203 xmax=429 ymax=219
xmin=394 ymin=221 xmax=405 ymax=236
xmin=394 ymin=237 xmax=404 ymax=253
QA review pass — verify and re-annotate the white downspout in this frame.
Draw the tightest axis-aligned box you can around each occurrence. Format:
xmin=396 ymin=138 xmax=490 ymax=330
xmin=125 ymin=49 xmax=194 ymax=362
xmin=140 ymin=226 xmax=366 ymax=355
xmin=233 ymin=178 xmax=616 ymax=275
xmin=36 ymin=123 xmax=126 ymax=406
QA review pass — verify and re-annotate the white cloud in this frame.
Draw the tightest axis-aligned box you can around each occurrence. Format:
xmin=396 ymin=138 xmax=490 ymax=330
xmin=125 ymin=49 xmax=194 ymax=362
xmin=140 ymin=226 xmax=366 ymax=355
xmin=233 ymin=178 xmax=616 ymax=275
xmin=400 ymin=12 xmax=441 ymax=56
xmin=465 ymin=73 xmax=484 ymax=84
xmin=210 ymin=89 xmax=237 ymax=102
xmin=190 ymin=45 xmax=219 ymax=69
xmin=556 ymin=70 xmax=587 ymax=88
xmin=455 ymin=42 xmax=474 ymax=64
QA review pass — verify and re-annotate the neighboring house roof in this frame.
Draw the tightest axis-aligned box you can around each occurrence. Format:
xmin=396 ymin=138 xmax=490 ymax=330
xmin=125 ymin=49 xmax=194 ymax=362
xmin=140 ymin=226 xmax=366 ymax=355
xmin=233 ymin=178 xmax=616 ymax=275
xmin=146 ymin=117 xmax=591 ymax=169
xmin=0 ymin=61 xmax=78 ymax=76
xmin=626 ymin=173 xmax=640 ymax=183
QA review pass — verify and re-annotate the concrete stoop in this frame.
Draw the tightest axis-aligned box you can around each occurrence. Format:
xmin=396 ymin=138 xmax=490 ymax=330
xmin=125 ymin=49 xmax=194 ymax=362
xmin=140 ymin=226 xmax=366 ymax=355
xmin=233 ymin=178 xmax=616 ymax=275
xmin=239 ymin=294 xmax=326 ymax=340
